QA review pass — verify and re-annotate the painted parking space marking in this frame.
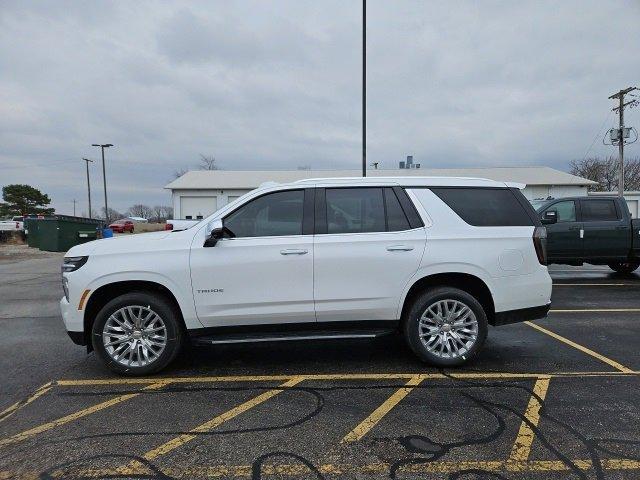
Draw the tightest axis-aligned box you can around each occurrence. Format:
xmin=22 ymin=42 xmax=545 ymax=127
xmin=0 ymin=381 xmax=169 ymax=449
xmin=120 ymin=376 xmax=305 ymax=475
xmin=0 ymin=372 xmax=638 ymax=477
xmin=6 ymin=459 xmax=640 ymax=478
xmin=553 ymin=283 xmax=636 ymax=286
xmin=550 ymin=308 xmax=640 ymax=313
xmin=341 ymin=374 xmax=424 ymax=442
xmin=507 ymin=376 xmax=551 ymax=462
xmin=525 ymin=321 xmax=634 ymax=373
xmin=0 ymin=382 xmax=53 ymax=424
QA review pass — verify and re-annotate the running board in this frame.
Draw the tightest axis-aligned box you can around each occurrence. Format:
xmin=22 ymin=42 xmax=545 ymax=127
xmin=191 ymin=329 xmax=395 ymax=346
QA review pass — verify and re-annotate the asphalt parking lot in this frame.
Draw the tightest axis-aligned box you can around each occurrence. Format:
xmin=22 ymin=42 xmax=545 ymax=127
xmin=1 ymin=254 xmax=639 ymax=479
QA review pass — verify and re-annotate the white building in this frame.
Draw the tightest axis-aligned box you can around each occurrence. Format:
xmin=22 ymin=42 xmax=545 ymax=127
xmin=164 ymin=166 xmax=596 ymax=220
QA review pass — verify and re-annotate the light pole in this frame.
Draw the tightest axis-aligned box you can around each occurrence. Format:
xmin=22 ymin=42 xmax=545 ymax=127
xmin=91 ymin=144 xmax=113 ymax=222
xmin=82 ymin=158 xmax=93 ymax=218
xmin=362 ymin=0 xmax=366 ymax=177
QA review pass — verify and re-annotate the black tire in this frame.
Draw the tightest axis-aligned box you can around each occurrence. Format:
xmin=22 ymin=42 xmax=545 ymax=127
xmin=403 ymin=287 xmax=488 ymax=367
xmin=92 ymin=291 xmax=183 ymax=376
xmin=608 ymin=262 xmax=640 ymax=274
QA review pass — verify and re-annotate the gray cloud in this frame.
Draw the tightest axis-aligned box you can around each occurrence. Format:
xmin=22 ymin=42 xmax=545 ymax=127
xmin=0 ymin=0 xmax=639 ymax=215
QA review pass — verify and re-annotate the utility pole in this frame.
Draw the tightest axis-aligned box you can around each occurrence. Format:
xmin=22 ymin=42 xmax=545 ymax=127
xmin=82 ymin=158 xmax=93 ymax=218
xmin=72 ymin=199 xmax=77 ymax=216
xmin=609 ymin=87 xmax=638 ymax=197
xmin=362 ymin=0 xmax=366 ymax=177
xmin=91 ymin=143 xmax=113 ymax=222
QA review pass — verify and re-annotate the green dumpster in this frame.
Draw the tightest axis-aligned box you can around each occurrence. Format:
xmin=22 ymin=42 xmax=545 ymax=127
xmin=38 ymin=216 xmax=103 ymax=252
xmin=24 ymin=218 xmax=42 ymax=249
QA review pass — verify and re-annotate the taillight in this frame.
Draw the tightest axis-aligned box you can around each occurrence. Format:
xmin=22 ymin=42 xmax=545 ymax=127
xmin=533 ymin=226 xmax=547 ymax=266
xmin=164 ymin=223 xmax=173 ymax=231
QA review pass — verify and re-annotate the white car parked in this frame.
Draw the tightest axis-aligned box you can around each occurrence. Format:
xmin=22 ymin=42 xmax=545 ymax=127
xmin=60 ymin=177 xmax=552 ymax=375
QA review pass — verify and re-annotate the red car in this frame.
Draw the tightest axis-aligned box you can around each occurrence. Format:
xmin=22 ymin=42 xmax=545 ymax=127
xmin=108 ymin=219 xmax=135 ymax=233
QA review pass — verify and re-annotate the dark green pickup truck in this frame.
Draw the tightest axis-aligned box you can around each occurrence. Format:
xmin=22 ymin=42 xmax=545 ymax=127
xmin=533 ymin=196 xmax=640 ymax=273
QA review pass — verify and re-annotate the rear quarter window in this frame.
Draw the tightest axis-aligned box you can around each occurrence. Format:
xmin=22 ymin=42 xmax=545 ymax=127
xmin=430 ymin=187 xmax=535 ymax=227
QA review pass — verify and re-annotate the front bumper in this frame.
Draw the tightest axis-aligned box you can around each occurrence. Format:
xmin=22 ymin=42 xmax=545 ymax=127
xmin=60 ymin=296 xmax=85 ymax=345
xmin=492 ymin=303 xmax=551 ymax=326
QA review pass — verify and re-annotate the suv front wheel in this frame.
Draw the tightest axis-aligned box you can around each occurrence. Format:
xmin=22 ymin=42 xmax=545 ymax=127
xmin=92 ymin=292 xmax=183 ymax=375
xmin=404 ymin=287 xmax=488 ymax=367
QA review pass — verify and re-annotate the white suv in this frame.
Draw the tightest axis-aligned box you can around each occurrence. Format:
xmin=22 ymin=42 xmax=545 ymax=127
xmin=60 ymin=177 xmax=552 ymax=375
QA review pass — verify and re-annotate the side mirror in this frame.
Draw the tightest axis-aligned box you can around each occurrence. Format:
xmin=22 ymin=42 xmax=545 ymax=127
xmin=204 ymin=219 xmax=224 ymax=247
xmin=541 ymin=210 xmax=557 ymax=225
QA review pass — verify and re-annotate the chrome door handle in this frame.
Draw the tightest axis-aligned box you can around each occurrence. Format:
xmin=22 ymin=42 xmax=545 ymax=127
xmin=280 ymin=249 xmax=308 ymax=255
xmin=386 ymin=245 xmax=414 ymax=252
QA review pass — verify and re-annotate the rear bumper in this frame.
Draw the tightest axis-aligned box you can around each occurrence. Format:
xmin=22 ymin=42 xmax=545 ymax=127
xmin=491 ymin=303 xmax=551 ymax=326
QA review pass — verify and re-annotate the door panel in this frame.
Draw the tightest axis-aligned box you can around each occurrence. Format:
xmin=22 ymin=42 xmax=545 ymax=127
xmin=580 ymin=199 xmax=629 ymax=259
xmin=189 ymin=188 xmax=315 ymax=327
xmin=542 ymin=200 xmax=583 ymax=259
xmin=190 ymin=236 xmax=314 ymax=326
xmin=314 ymin=229 xmax=425 ymax=321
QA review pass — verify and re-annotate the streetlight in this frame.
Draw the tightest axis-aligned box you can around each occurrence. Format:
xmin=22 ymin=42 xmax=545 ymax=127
xmin=82 ymin=158 xmax=93 ymax=218
xmin=91 ymin=144 xmax=113 ymax=222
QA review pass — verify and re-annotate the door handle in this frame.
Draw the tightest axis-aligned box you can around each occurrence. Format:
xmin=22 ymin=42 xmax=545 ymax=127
xmin=568 ymin=226 xmax=580 ymax=231
xmin=280 ymin=249 xmax=308 ymax=255
xmin=386 ymin=245 xmax=414 ymax=252
xmin=616 ymin=226 xmax=628 ymax=230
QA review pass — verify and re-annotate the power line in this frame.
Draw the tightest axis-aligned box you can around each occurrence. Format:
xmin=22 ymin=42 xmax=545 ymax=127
xmin=581 ymin=110 xmax=614 ymax=162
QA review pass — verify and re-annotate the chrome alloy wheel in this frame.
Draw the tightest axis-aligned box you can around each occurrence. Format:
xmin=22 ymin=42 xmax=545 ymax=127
xmin=102 ymin=305 xmax=167 ymax=367
xmin=418 ymin=299 xmax=478 ymax=359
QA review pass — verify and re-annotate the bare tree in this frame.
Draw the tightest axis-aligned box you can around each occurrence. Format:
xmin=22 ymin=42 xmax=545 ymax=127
xmin=172 ymin=167 xmax=189 ymax=180
xmin=151 ymin=205 xmax=164 ymax=222
xmin=199 ymin=154 xmax=219 ymax=171
xmin=161 ymin=206 xmax=174 ymax=220
xmin=128 ymin=204 xmax=153 ymax=219
xmin=100 ymin=207 xmax=122 ymax=221
xmin=569 ymin=156 xmax=640 ymax=192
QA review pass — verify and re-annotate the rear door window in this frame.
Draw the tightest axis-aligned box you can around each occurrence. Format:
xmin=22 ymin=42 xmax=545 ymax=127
xmin=430 ymin=187 xmax=534 ymax=226
xmin=384 ymin=188 xmax=411 ymax=231
xmin=325 ymin=188 xmax=386 ymax=234
xmin=581 ymin=199 xmax=619 ymax=222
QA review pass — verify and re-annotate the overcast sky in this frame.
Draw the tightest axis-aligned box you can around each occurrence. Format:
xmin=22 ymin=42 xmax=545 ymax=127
xmin=1 ymin=0 xmax=639 ymax=215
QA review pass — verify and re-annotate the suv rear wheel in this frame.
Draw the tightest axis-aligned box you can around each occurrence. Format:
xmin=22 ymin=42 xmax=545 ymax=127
xmin=608 ymin=261 xmax=640 ymax=274
xmin=403 ymin=287 xmax=488 ymax=367
xmin=92 ymin=292 xmax=183 ymax=376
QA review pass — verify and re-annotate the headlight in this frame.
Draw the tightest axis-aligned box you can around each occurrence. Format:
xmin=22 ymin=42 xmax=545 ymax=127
xmin=62 ymin=256 xmax=88 ymax=273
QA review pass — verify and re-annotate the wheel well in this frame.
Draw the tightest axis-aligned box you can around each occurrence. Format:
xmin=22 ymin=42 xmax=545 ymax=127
xmin=83 ymin=280 xmax=185 ymax=349
xmin=400 ymin=273 xmax=495 ymax=325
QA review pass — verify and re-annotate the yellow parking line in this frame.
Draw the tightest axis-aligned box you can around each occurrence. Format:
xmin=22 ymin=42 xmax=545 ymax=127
xmin=341 ymin=375 xmax=424 ymax=442
xmin=54 ymin=370 xmax=637 ymax=387
xmin=0 ymin=381 xmax=169 ymax=449
xmin=120 ymin=376 xmax=305 ymax=475
xmin=554 ymin=283 xmax=634 ymax=286
xmin=0 ymin=382 xmax=54 ymax=424
xmin=12 ymin=458 xmax=640 ymax=478
xmin=508 ymin=376 xmax=550 ymax=462
xmin=525 ymin=321 xmax=634 ymax=373
xmin=550 ymin=308 xmax=640 ymax=313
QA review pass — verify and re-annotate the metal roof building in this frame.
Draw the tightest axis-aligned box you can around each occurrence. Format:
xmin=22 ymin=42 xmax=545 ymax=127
xmin=165 ymin=166 xmax=596 ymax=220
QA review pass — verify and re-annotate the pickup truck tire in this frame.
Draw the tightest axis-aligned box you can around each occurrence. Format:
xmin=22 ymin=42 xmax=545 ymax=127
xmin=608 ymin=262 xmax=640 ymax=274
xmin=403 ymin=287 xmax=488 ymax=367
xmin=92 ymin=292 xmax=183 ymax=376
